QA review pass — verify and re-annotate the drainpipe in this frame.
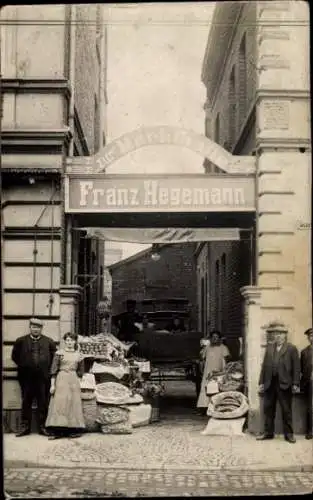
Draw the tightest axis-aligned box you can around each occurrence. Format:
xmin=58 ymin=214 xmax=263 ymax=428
xmin=99 ymin=10 xmax=107 ymax=148
xmin=64 ymin=4 xmax=76 ymax=284
xmin=68 ymin=4 xmax=76 ymax=156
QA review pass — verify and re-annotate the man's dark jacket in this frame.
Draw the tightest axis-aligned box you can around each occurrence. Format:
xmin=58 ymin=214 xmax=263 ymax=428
xmin=259 ymin=342 xmax=300 ymax=390
xmin=12 ymin=334 xmax=57 ymax=379
xmin=300 ymin=345 xmax=312 ymax=390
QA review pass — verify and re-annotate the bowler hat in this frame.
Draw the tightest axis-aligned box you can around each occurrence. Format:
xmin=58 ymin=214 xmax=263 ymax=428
xmin=29 ymin=317 xmax=43 ymax=327
xmin=266 ymin=321 xmax=288 ymax=334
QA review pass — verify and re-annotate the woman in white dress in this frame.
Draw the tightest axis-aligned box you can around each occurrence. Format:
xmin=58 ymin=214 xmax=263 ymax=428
xmin=45 ymin=332 xmax=85 ymax=439
xmin=197 ymin=330 xmax=230 ymax=412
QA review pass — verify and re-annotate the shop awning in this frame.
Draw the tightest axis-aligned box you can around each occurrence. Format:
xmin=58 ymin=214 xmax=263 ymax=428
xmin=78 ymin=227 xmax=241 ymax=243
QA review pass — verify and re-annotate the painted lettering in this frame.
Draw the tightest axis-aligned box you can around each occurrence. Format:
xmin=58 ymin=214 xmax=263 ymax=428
xmin=129 ymin=188 xmax=140 ymax=206
xmin=93 ymin=188 xmax=105 ymax=206
xmin=182 ymin=188 xmax=192 ymax=205
xmin=159 ymin=187 xmax=169 ymax=205
xmin=80 ymin=181 xmax=93 ymax=206
xmin=106 ymin=188 xmax=117 ymax=206
xmin=144 ymin=181 xmax=158 ymax=205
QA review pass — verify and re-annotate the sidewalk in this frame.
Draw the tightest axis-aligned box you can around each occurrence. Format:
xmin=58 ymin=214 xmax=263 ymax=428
xmin=4 ymin=419 xmax=312 ymax=472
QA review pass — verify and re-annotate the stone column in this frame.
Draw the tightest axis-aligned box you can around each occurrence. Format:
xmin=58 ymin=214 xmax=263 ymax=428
xmin=59 ymin=285 xmax=82 ymax=342
xmin=240 ymin=286 xmax=263 ymax=434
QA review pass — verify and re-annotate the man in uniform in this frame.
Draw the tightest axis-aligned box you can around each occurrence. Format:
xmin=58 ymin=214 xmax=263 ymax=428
xmin=12 ymin=318 xmax=57 ymax=436
xmin=301 ymin=328 xmax=312 ymax=439
xmin=257 ymin=321 xmax=300 ymax=443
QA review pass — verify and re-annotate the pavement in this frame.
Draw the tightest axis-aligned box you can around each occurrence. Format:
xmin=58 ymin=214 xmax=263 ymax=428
xmin=4 ymin=381 xmax=313 ymax=497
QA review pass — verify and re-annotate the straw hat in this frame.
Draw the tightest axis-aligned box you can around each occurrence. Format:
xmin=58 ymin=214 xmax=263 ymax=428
xmin=266 ymin=321 xmax=288 ymax=334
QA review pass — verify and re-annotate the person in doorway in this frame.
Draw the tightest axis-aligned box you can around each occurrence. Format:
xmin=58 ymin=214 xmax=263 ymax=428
xmin=300 ymin=328 xmax=312 ymax=439
xmin=11 ymin=318 xmax=56 ymax=436
xmin=166 ymin=315 xmax=186 ymax=333
xmin=117 ymin=299 xmax=141 ymax=342
xmin=257 ymin=321 xmax=300 ymax=443
xmin=45 ymin=332 xmax=86 ymax=439
xmin=197 ymin=330 xmax=230 ymax=412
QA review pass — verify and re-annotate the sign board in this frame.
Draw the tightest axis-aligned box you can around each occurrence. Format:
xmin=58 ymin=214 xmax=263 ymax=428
xmin=65 ymin=174 xmax=256 ymax=213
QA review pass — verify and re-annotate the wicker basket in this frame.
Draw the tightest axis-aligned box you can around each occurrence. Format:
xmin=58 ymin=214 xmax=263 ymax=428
xmin=82 ymin=398 xmax=100 ymax=432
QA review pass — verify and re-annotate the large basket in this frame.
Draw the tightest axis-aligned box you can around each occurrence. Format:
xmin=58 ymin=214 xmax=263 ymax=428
xmin=82 ymin=398 xmax=100 ymax=432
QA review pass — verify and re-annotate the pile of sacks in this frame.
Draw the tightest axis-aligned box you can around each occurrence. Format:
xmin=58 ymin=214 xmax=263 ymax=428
xmin=207 ymin=391 xmax=249 ymax=420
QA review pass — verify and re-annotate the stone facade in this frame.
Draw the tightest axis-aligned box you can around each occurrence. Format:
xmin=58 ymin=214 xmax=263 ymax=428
xmin=1 ymin=5 xmax=107 ymax=415
xmin=200 ymin=0 xmax=311 ymax=432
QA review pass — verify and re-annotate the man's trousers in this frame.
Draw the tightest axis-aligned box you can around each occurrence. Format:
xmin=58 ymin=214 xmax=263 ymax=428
xmin=18 ymin=371 xmax=50 ymax=431
xmin=263 ymin=375 xmax=294 ymax=437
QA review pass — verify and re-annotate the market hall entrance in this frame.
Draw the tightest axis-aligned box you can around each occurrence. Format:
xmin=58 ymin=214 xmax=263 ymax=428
xmin=64 ymin=168 xmax=256 ymax=422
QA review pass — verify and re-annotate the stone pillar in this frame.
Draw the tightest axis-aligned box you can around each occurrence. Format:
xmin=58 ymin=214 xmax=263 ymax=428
xmin=240 ymin=286 xmax=263 ymax=434
xmin=255 ymin=0 xmax=311 ymax=349
xmin=59 ymin=285 xmax=82 ymax=342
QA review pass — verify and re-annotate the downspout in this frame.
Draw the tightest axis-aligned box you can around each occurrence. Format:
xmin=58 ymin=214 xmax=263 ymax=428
xmin=63 ymin=4 xmax=76 ymax=287
xmin=68 ymin=4 xmax=76 ymax=156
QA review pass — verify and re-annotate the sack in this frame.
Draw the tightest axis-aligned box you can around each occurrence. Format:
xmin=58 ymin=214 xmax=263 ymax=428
xmin=100 ymin=421 xmax=133 ymax=434
xmin=128 ymin=404 xmax=152 ymax=428
xmin=81 ymin=389 xmax=96 ymax=401
xmin=207 ymin=391 xmax=249 ymax=419
xmin=82 ymin=398 xmax=99 ymax=432
xmin=96 ymin=405 xmax=130 ymax=425
xmin=206 ymin=380 xmax=219 ymax=395
xmin=95 ymin=382 xmax=131 ymax=405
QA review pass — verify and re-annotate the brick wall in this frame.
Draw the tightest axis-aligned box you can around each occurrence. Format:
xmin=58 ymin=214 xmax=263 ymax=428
xmin=203 ymin=2 xmax=257 ymax=153
xmin=110 ymin=244 xmax=197 ymax=327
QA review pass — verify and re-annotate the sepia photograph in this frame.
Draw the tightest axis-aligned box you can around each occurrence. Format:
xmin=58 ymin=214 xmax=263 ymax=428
xmin=1 ymin=1 xmax=312 ymax=497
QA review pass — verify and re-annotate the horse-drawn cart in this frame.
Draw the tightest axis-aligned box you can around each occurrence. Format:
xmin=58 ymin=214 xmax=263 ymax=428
xmin=133 ymin=329 xmax=202 ymax=394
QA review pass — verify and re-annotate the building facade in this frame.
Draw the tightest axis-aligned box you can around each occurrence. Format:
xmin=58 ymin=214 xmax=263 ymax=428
xmin=1 ymin=4 xmax=108 ymax=426
xmin=109 ymin=243 xmax=197 ymax=329
xmin=198 ymin=0 xmax=311 ymax=431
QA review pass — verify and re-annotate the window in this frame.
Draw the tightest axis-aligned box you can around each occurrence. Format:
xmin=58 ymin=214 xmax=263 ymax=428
xmin=228 ymin=66 xmax=236 ymax=149
xmin=239 ymin=33 xmax=247 ymax=126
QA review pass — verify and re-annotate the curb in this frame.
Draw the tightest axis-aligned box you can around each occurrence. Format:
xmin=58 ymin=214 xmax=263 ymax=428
xmin=4 ymin=461 xmax=313 ymax=473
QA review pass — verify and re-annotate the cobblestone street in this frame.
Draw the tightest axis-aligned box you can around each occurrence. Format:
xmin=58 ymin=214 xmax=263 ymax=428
xmin=4 ymin=384 xmax=313 ymax=496
xmin=4 ymin=467 xmax=313 ymax=497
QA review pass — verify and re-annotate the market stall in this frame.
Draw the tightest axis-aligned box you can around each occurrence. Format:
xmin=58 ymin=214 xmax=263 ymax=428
xmin=201 ymin=361 xmax=249 ymax=436
xmin=78 ymin=332 xmax=163 ymax=434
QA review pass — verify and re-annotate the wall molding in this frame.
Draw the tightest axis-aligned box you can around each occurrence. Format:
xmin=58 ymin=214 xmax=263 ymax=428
xmin=2 ymin=78 xmax=72 ymax=100
xmin=1 ymin=128 xmax=72 ymax=149
xmin=4 ymin=262 xmax=60 ymax=267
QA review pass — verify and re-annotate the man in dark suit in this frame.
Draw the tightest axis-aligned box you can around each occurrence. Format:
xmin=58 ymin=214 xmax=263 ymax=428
xmin=257 ymin=321 xmax=300 ymax=443
xmin=12 ymin=318 xmax=57 ymax=436
xmin=301 ymin=328 xmax=312 ymax=439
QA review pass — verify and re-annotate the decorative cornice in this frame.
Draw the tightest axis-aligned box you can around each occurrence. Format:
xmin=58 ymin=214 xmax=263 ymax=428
xmin=1 ymin=128 xmax=72 ymax=148
xmin=1 ymin=78 xmax=72 ymax=100
xmin=256 ymin=88 xmax=310 ymax=101
xmin=59 ymin=284 xmax=82 ymax=299
xmin=255 ymin=137 xmax=311 ymax=152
